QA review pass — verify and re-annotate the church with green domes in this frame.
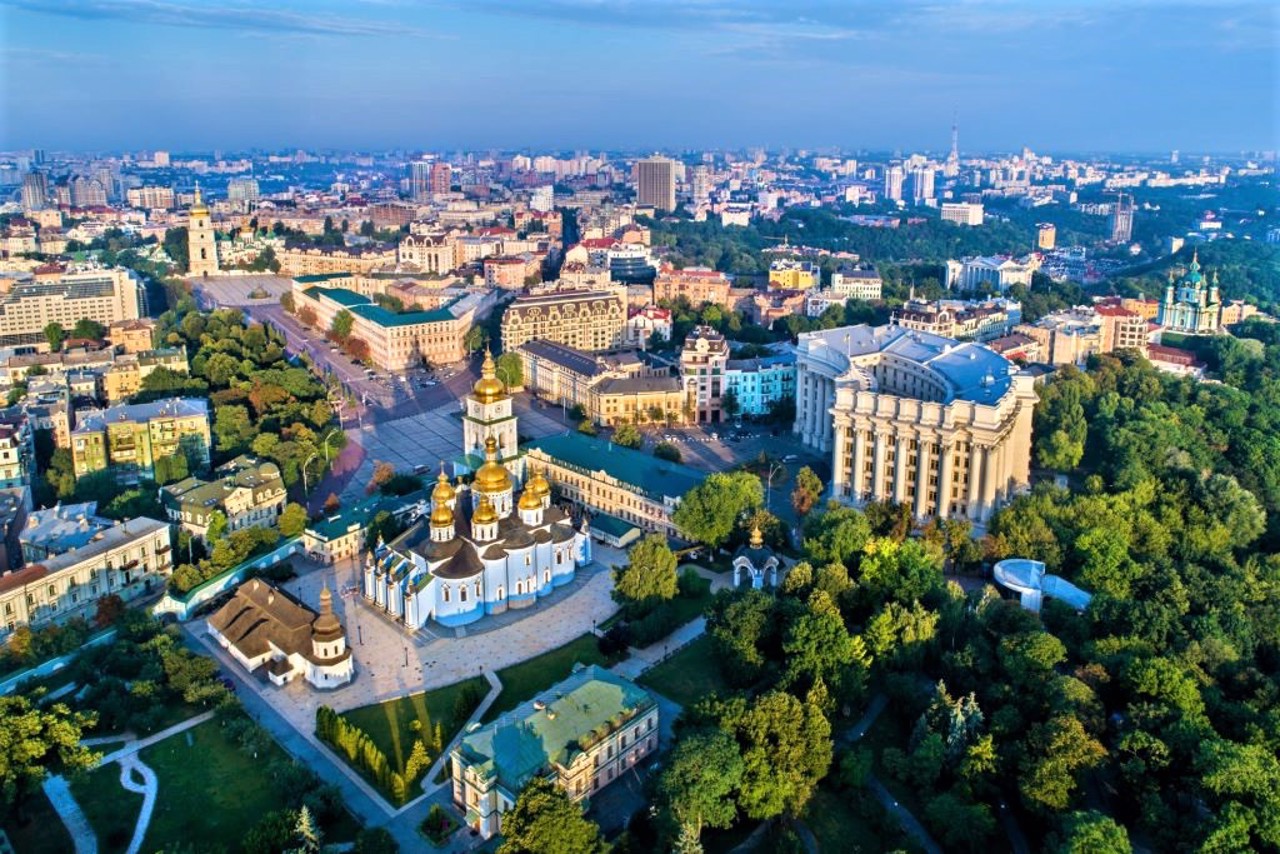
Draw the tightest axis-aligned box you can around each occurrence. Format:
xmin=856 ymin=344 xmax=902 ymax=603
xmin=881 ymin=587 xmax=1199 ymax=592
xmin=1156 ymin=251 xmax=1222 ymax=334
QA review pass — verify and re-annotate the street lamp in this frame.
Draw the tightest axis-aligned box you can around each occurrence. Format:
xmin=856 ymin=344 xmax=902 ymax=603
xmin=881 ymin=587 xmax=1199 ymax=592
xmin=765 ymin=461 xmax=784 ymax=510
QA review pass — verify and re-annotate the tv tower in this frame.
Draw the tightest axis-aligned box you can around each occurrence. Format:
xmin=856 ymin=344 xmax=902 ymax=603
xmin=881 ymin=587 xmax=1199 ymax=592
xmin=945 ymin=112 xmax=960 ymax=177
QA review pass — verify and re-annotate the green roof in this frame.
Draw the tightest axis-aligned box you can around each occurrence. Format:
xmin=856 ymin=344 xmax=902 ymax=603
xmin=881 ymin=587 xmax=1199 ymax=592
xmin=306 ymin=286 xmax=455 ymax=326
xmin=293 ymin=273 xmax=353 ymax=284
xmin=304 ymin=490 xmax=425 ymax=542
xmin=455 ymin=666 xmax=655 ymax=794
xmin=526 ymin=433 xmax=706 ymax=501
xmin=589 ymin=513 xmax=639 ymax=539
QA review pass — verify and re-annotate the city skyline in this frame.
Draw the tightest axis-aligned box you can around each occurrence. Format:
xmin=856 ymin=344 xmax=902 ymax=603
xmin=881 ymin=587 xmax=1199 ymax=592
xmin=2 ymin=0 xmax=1277 ymax=153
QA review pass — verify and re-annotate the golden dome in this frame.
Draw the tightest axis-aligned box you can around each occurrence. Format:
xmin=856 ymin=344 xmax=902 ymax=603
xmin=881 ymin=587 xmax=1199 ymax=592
xmin=526 ymin=464 xmax=550 ymax=501
xmin=473 ymin=494 xmax=499 ymax=525
xmin=431 ymin=465 xmax=456 ymax=503
xmin=472 ymin=349 xmax=507 ymax=404
xmin=189 ymin=184 xmax=209 ymax=216
xmin=518 ymin=489 xmax=542 ymax=511
xmin=430 ymin=501 xmax=454 ymax=527
xmin=473 ymin=436 xmax=512 ymax=493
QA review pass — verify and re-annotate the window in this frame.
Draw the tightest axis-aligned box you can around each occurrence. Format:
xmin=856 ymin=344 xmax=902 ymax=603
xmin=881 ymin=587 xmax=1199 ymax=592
xmin=443 ymin=587 xmax=451 ymax=603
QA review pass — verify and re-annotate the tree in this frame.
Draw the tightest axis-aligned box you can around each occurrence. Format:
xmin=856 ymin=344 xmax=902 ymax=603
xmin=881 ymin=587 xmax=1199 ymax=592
xmin=614 ymin=534 xmax=678 ymax=612
xmin=71 ymin=318 xmax=107 ymax=341
xmin=0 ymin=695 xmax=98 ymax=814
xmin=494 ymin=352 xmax=523 ymax=388
xmin=206 ymin=510 xmax=228 ymax=544
xmin=1050 ymin=810 xmax=1132 ymax=854
xmin=658 ymin=729 xmax=744 ymax=833
xmin=613 ymin=422 xmax=643 ymax=449
xmin=214 ymin=405 xmax=255 ymax=455
xmin=721 ymin=389 xmax=741 ymax=420
xmin=655 ymin=442 xmax=682 ymax=462
xmin=1018 ymin=715 xmax=1107 ymax=812
xmin=716 ymin=691 xmax=832 ymax=819
xmin=783 ymin=589 xmax=861 ymax=695
xmin=673 ymin=471 xmax=763 ymax=547
xmin=790 ymin=466 xmax=823 ymax=518
xmin=354 ymin=827 xmax=399 ymax=854
xmin=43 ymin=323 xmax=64 ymax=352
xmin=368 ymin=461 xmax=396 ymax=495
xmin=298 ymin=305 xmax=318 ymax=328
xmin=330 ymin=310 xmax=354 ymax=343
xmin=802 ymin=504 xmax=871 ymax=566
xmin=294 ymin=804 xmax=322 ymax=854
xmin=279 ymin=503 xmax=308 ymax=538
xmin=497 ymin=777 xmax=605 ymax=854
xmin=243 ymin=809 xmax=298 ymax=854
xmin=464 ymin=326 xmax=486 ymax=353
xmin=93 ymin=594 xmax=125 ymax=628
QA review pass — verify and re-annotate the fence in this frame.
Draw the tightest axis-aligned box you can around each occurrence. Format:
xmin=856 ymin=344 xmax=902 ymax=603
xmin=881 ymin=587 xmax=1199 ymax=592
xmin=152 ymin=537 xmax=305 ymax=622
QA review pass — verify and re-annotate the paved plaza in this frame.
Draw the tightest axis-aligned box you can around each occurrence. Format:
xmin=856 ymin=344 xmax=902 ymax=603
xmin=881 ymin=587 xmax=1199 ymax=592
xmin=191 ymin=273 xmax=294 ymax=307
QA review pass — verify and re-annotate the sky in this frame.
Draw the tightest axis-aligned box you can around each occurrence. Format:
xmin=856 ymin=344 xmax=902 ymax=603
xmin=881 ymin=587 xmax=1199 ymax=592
xmin=0 ymin=0 xmax=1277 ymax=155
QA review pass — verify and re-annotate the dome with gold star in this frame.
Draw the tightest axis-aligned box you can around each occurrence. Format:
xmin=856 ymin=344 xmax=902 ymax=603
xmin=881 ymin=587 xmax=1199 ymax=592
xmin=431 ymin=465 xmax=456 ymax=504
xmin=473 ymin=493 xmax=499 ymax=525
xmin=472 ymin=349 xmax=507 ymax=404
xmin=525 ymin=464 xmax=550 ymax=502
xmin=473 ymin=436 xmax=513 ymax=494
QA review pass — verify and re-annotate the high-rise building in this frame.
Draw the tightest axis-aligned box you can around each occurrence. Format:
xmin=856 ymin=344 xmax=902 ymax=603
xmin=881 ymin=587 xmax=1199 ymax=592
xmin=909 ymin=167 xmax=935 ymax=205
xmin=409 ymin=160 xmax=433 ymax=201
xmin=227 ymin=177 xmax=260 ymax=203
xmin=430 ymin=162 xmax=451 ymax=196
xmin=70 ymin=176 xmax=107 ymax=208
xmin=530 ymin=185 xmax=554 ymax=213
xmin=944 ymin=120 xmax=960 ymax=177
xmin=1037 ymin=223 xmax=1057 ymax=250
xmin=21 ymin=172 xmax=47 ymax=211
xmin=636 ymin=157 xmax=676 ymax=211
xmin=153 ymin=150 xmax=170 ymax=167
xmin=883 ymin=165 xmax=904 ymax=202
xmin=1109 ymin=194 xmax=1135 ymax=243
xmin=690 ymin=165 xmax=711 ymax=206
xmin=187 ymin=185 xmax=219 ymax=277
xmin=31 ymin=149 xmax=45 ymax=166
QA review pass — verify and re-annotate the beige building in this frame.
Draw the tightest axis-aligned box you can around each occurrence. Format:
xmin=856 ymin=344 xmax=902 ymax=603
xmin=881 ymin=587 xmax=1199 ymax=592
xmin=161 ymin=456 xmax=287 ymax=540
xmin=525 ymin=433 xmax=706 ymax=537
xmin=452 ymin=666 xmax=658 ymax=839
xmin=517 ymin=340 xmax=682 ymax=426
xmin=1015 ymin=305 xmax=1148 ymax=366
xmin=0 ymin=516 xmax=172 ymax=635
xmin=108 ymin=319 xmax=157 ymax=354
xmin=398 ymin=232 xmax=460 ymax=274
xmin=795 ymin=325 xmax=1037 ymax=525
xmin=652 ymin=265 xmax=731 ymax=308
xmin=102 ymin=349 xmax=190 ymax=402
xmin=277 ymin=245 xmax=398 ymax=276
xmin=895 ymin=298 xmax=1021 ymax=343
xmin=0 ymin=268 xmax=146 ymax=346
xmin=635 ymin=157 xmax=676 ymax=211
xmin=71 ymin=397 xmax=212 ymax=483
xmin=292 ymin=280 xmax=489 ymax=370
xmin=501 ymin=288 xmax=626 ymax=353
xmin=593 ymin=377 xmax=686 ymax=427
xmin=829 ymin=268 xmax=884 ymax=301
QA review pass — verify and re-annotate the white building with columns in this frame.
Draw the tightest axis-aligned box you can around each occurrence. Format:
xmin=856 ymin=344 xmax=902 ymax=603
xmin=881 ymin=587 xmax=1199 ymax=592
xmin=794 ymin=324 xmax=1037 ymax=525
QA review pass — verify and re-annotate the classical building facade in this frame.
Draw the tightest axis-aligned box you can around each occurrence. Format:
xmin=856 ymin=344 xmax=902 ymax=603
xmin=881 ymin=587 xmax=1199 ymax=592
xmin=208 ymin=579 xmax=354 ymax=689
xmin=679 ymin=325 xmax=730 ymax=424
xmin=652 ymin=265 xmax=731 ymax=308
xmin=795 ymin=325 xmax=1037 ymax=524
xmin=500 ymin=288 xmax=626 ymax=353
xmin=1156 ymin=252 xmax=1222 ymax=334
xmin=0 ymin=516 xmax=172 ymax=635
xmin=161 ymin=456 xmax=287 ymax=540
xmin=70 ymin=397 xmax=211 ymax=482
xmin=452 ymin=666 xmax=658 ymax=839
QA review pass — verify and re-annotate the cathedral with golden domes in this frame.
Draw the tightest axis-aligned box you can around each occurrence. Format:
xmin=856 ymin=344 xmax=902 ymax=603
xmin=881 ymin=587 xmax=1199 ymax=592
xmin=361 ymin=352 xmax=591 ymax=629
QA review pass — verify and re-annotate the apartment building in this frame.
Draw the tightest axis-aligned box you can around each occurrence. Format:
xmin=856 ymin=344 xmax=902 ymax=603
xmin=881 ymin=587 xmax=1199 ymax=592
xmin=895 ymin=298 xmax=1022 ymax=343
xmin=0 ymin=516 xmax=172 ymax=635
xmin=101 ymin=349 xmax=190 ymax=402
xmin=161 ymin=456 xmax=287 ymax=540
xmin=829 ymin=267 xmax=884 ymax=301
xmin=276 ymin=245 xmax=398 ymax=276
xmin=500 ymin=288 xmax=626 ymax=353
xmin=768 ymin=258 xmax=820 ymax=290
xmin=71 ymin=397 xmax=212 ymax=482
xmin=679 ymin=325 xmax=730 ymax=424
xmin=652 ymin=265 xmax=731 ymax=308
xmin=0 ymin=268 xmax=146 ymax=346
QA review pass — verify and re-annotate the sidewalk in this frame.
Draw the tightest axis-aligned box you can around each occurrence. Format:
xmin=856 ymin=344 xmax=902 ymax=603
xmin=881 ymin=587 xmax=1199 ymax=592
xmin=42 ymin=775 xmax=97 ymax=854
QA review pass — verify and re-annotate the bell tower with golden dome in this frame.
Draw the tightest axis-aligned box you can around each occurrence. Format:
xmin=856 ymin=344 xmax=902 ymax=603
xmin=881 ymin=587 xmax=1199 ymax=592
xmin=463 ymin=348 xmax=520 ymax=473
xmin=187 ymin=183 xmax=219 ymax=278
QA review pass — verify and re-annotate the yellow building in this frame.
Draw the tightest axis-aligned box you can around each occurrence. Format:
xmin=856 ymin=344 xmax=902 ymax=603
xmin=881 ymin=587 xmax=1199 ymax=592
xmin=768 ymin=259 xmax=820 ymax=290
xmin=101 ymin=348 xmax=190 ymax=402
xmin=277 ymin=245 xmax=398 ymax=276
xmin=591 ymin=377 xmax=686 ymax=427
xmin=71 ymin=397 xmax=211 ymax=483
xmin=108 ymin=319 xmax=158 ymax=354
xmin=796 ymin=325 xmax=1037 ymax=525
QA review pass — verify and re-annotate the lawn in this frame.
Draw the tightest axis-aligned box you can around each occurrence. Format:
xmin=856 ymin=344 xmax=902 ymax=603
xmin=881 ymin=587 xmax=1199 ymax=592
xmin=70 ymin=762 xmax=144 ymax=853
xmin=1 ymin=788 xmax=74 ymax=854
xmin=803 ymin=785 xmax=916 ymax=854
xmin=139 ymin=717 xmax=360 ymax=851
xmin=638 ymin=635 xmax=729 ymax=706
xmin=340 ymin=675 xmax=488 ymax=773
xmin=482 ymin=634 xmax=612 ymax=723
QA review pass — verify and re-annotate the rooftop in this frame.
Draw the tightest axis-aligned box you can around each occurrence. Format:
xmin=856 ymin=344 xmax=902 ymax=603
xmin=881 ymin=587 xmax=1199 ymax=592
xmin=72 ymin=397 xmax=209 ymax=433
xmin=516 ymin=340 xmax=604 ymax=378
xmin=20 ymin=502 xmax=114 ymax=556
xmin=526 ymin=432 xmax=705 ymax=500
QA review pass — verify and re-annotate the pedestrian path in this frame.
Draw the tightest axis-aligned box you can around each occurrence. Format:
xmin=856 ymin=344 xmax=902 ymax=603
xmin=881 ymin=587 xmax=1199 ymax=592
xmin=117 ymin=755 xmax=157 ymax=854
xmin=42 ymin=775 xmax=97 ymax=854
xmin=420 ymin=669 xmax=503 ymax=797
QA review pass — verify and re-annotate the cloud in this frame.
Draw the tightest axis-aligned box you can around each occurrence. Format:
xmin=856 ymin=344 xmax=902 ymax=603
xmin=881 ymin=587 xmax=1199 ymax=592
xmin=2 ymin=0 xmax=422 ymax=38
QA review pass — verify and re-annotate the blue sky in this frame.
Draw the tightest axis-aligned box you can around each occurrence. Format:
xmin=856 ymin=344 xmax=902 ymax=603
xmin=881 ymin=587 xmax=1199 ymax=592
xmin=1 ymin=0 xmax=1276 ymax=154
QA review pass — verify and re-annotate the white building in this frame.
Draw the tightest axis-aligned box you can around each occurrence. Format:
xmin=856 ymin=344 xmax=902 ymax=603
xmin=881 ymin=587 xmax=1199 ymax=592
xmin=945 ymin=256 xmax=1035 ymax=292
xmin=829 ymin=268 xmax=883 ymax=301
xmin=940 ymin=202 xmax=984 ymax=226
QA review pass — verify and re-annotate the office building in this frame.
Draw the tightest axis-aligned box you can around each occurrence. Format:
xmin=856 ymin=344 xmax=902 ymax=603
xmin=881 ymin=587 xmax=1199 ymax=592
xmin=70 ymin=397 xmax=211 ymax=483
xmin=652 ymin=265 xmax=731 ymax=308
xmin=187 ymin=186 xmax=219 ymax=277
xmin=636 ymin=157 xmax=676 ymax=211
xmin=0 ymin=268 xmax=146 ymax=346
xmin=451 ymin=666 xmax=658 ymax=839
xmin=680 ymin=325 xmax=730 ymax=424
xmin=940 ymin=202 xmax=984 ymax=226
xmin=945 ymin=256 xmax=1035 ymax=292
xmin=829 ymin=268 xmax=884 ymax=301
xmin=794 ymin=324 xmax=1037 ymax=524
xmin=21 ymin=172 xmax=47 ymax=211
xmin=500 ymin=288 xmax=626 ymax=353
xmin=430 ymin=162 xmax=452 ymax=196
